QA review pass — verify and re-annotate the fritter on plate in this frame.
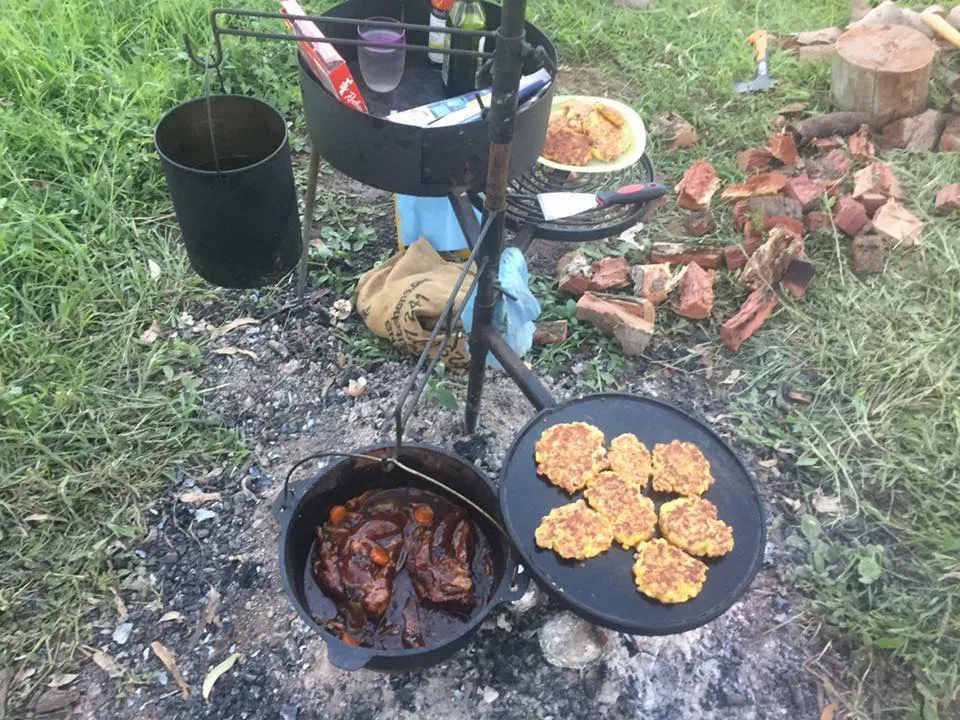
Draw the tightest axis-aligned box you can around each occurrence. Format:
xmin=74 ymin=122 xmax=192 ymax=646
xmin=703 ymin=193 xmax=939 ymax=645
xmin=651 ymin=440 xmax=715 ymax=496
xmin=632 ymin=538 xmax=708 ymax=604
xmin=583 ymin=110 xmax=631 ymax=163
xmin=659 ymin=497 xmax=734 ymax=558
xmin=541 ymin=125 xmax=596 ymax=166
xmin=596 ymin=103 xmax=626 ymax=128
xmin=584 ymin=471 xmax=656 ymax=548
xmin=607 ymin=433 xmax=653 ymax=491
xmin=535 ymin=422 xmax=607 ymax=494
xmin=534 ymin=500 xmax=615 ymax=560
xmin=561 ymin=101 xmax=596 ymax=132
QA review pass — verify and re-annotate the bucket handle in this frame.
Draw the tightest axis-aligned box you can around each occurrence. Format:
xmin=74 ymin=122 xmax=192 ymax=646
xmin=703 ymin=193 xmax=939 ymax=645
xmin=200 ymin=63 xmax=226 ymax=176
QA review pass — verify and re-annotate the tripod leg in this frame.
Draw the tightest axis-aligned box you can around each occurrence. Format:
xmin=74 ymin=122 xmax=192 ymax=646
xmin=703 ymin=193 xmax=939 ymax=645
xmin=297 ymin=147 xmax=321 ymax=300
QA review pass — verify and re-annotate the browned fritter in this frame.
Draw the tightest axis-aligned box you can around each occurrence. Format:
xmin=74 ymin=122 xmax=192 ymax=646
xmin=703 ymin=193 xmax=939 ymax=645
xmin=583 ymin=110 xmax=631 ymax=163
xmin=607 ymin=433 xmax=653 ymax=491
xmin=584 ymin=471 xmax=656 ymax=548
xmin=535 ymin=422 xmax=607 ymax=494
xmin=562 ymin=101 xmax=596 ymax=132
xmin=541 ymin=125 xmax=596 ymax=166
xmin=659 ymin=497 xmax=734 ymax=558
xmin=596 ymin=103 xmax=626 ymax=128
xmin=632 ymin=538 xmax=708 ymax=604
xmin=651 ymin=440 xmax=715 ymax=496
xmin=534 ymin=500 xmax=615 ymax=560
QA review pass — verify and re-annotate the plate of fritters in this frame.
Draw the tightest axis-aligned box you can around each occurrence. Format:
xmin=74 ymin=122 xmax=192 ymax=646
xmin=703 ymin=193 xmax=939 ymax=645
xmin=539 ymin=96 xmax=647 ymax=173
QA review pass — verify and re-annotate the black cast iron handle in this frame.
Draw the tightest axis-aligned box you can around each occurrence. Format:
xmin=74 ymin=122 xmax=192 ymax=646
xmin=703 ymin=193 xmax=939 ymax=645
xmin=595 ymin=182 xmax=666 ymax=208
xmin=325 ymin=641 xmax=372 ymax=672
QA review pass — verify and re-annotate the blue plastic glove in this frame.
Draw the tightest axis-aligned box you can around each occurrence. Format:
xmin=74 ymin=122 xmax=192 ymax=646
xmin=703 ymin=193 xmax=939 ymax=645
xmin=462 ymin=248 xmax=541 ymax=370
xmin=395 ymin=194 xmax=480 ymax=254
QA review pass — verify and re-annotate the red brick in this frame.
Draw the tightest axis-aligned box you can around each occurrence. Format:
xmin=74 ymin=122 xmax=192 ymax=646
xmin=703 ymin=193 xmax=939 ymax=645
xmin=605 ymin=297 xmax=656 ymax=325
xmin=851 ymin=234 xmax=885 ymax=274
xmin=720 ymin=289 xmax=779 ymax=352
xmin=747 ymin=195 xmax=803 ymax=220
xmin=725 ymin=233 xmax=764 ymax=271
xmin=938 ymin=114 xmax=960 ymax=152
xmin=649 ymin=242 xmax=725 ymax=269
xmin=805 ymin=212 xmax=829 ymax=232
xmin=872 ymin=200 xmax=923 ymax=247
xmin=576 ymin=293 xmax=654 ymax=357
xmin=731 ymin=200 xmax=750 ymax=231
xmin=675 ymin=160 xmax=720 ymax=211
xmin=533 ymin=320 xmax=569 ymax=346
xmin=683 ymin=210 xmax=717 ymax=237
xmin=736 ymin=149 xmax=775 ymax=174
xmin=767 ymin=133 xmax=799 ymax=165
xmin=556 ymin=250 xmax=593 ymax=295
xmin=832 ymin=196 xmax=869 ymax=237
xmin=808 ymin=149 xmax=850 ymax=181
xmin=721 ymin=172 xmax=790 ymax=201
xmin=676 ymin=263 xmax=715 ymax=320
xmin=784 ymin=173 xmax=823 ymax=212
xmin=780 ymin=259 xmax=815 ymax=300
xmin=762 ymin=215 xmax=805 ymax=242
xmin=589 ymin=256 xmax=631 ymax=291
xmin=935 ymin=184 xmax=960 ymax=214
xmin=812 ymin=136 xmax=842 ymax=151
xmin=630 ymin=263 xmax=673 ymax=305
xmin=847 ymin=124 xmax=875 ymax=158
xmin=853 ymin=163 xmax=904 ymax=202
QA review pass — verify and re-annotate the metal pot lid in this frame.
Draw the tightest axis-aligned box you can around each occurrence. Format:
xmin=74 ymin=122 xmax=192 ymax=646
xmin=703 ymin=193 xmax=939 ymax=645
xmin=498 ymin=393 xmax=766 ymax=636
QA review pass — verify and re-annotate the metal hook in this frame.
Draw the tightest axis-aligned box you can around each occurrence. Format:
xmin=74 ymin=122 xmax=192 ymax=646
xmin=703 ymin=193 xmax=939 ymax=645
xmin=183 ymin=10 xmax=225 ymax=71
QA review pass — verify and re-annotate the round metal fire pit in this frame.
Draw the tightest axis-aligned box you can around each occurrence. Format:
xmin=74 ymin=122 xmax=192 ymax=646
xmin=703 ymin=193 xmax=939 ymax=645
xmin=298 ymin=0 xmax=557 ymax=196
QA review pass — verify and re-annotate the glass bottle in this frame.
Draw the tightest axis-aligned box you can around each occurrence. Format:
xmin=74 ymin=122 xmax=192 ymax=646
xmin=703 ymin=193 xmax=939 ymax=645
xmin=441 ymin=0 xmax=486 ymax=97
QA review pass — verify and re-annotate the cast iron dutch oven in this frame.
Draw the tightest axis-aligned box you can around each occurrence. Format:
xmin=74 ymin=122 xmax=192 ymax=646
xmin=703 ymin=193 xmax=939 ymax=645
xmin=274 ymin=443 xmax=529 ymax=671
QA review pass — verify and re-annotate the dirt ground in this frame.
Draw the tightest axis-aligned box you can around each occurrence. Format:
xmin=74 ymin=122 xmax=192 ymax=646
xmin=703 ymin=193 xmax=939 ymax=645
xmin=29 ymin=166 xmax=830 ymax=719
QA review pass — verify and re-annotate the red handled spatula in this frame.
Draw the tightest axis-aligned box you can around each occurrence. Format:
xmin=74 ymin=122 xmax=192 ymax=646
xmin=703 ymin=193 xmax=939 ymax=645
xmin=534 ymin=182 xmax=667 ymax=222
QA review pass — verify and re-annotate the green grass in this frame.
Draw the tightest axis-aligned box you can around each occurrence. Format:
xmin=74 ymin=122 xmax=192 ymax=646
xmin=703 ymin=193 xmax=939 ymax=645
xmin=2 ymin=0 xmax=959 ymax=716
xmin=528 ymin=0 xmax=960 ymax=715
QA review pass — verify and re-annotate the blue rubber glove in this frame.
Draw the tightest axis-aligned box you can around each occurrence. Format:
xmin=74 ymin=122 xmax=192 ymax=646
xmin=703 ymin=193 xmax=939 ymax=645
xmin=462 ymin=248 xmax=541 ymax=370
xmin=395 ymin=194 xmax=480 ymax=255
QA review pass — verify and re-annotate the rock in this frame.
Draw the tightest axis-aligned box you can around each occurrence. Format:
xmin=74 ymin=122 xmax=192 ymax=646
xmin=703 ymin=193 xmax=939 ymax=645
xmin=32 ymin=688 xmax=80 ymax=715
xmin=832 ymin=196 xmax=870 ymax=237
xmin=533 ymin=320 xmax=569 ymax=345
xmin=720 ymin=289 xmax=780 ymax=351
xmin=650 ymin=111 xmax=699 ymax=150
xmin=683 ymin=210 xmax=717 ymax=237
xmin=783 ymin=174 xmax=823 ymax=212
xmin=112 ymin=622 xmax=133 ymax=645
xmin=739 ymin=228 xmax=804 ymax=291
xmin=939 ymin=114 xmax=960 ymax=151
xmin=482 ymin=686 xmax=500 ymax=703
xmin=805 ymin=211 xmax=829 ymax=232
xmin=796 ymin=27 xmax=841 ymax=45
xmin=807 ymin=149 xmax=850 ymax=181
xmin=556 ymin=250 xmax=593 ymax=295
xmin=935 ymin=184 xmax=960 ymax=214
xmin=901 ymin=8 xmax=936 ymax=39
xmin=538 ymin=612 xmax=607 ymax=669
xmin=767 ymin=133 xmax=799 ymax=165
xmin=589 ymin=256 xmax=631 ymax=291
xmin=630 ymin=263 xmax=673 ymax=305
xmin=576 ymin=293 xmax=654 ymax=357
xmin=614 ymin=0 xmax=654 ymax=9
xmin=510 ymin=584 xmax=541 ymax=613
xmin=747 ymin=194 xmax=803 ymax=221
xmin=797 ymin=44 xmax=837 ymax=62
xmin=872 ymin=199 xmax=923 ymax=246
xmin=851 ymin=233 xmax=886 ymax=273
xmin=676 ymin=263 xmax=714 ymax=320
xmin=849 ymin=0 xmax=902 ymax=28
xmin=881 ymin=110 xmax=945 ymax=151
xmin=649 ymin=242 xmax=725 ymax=269
xmin=847 ymin=124 xmax=875 ymax=157
xmin=951 ymin=5 xmax=960 ymax=30
xmin=721 ymin=172 xmax=790 ymax=201
xmin=675 ymin=160 xmax=721 ymax=210
xmin=736 ymin=148 xmax=775 ymax=174
xmin=724 ymin=235 xmax=763 ymax=271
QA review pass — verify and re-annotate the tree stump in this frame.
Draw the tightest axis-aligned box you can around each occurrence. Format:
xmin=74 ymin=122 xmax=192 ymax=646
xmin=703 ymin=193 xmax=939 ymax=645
xmin=832 ymin=25 xmax=936 ymax=125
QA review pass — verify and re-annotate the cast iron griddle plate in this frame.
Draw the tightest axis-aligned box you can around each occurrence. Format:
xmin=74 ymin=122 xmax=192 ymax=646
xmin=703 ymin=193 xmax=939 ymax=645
xmin=499 ymin=393 xmax=766 ymax=635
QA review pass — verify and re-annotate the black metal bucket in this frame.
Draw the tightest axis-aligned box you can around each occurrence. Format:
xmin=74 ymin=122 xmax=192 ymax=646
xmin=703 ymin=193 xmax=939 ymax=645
xmin=155 ymin=95 xmax=301 ymax=288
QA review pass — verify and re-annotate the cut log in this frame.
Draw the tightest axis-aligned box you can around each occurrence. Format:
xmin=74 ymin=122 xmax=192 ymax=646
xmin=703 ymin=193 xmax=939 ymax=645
xmin=832 ymin=25 xmax=936 ymax=125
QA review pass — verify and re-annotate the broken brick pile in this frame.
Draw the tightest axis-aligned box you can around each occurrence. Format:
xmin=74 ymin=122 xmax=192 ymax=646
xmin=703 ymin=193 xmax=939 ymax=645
xmin=534 ymin=110 xmax=959 ymax=358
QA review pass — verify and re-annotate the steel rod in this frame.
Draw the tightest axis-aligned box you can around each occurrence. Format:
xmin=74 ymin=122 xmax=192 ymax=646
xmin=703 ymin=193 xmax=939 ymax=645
xmin=465 ymin=0 xmax=528 ymax=434
xmin=297 ymin=147 xmax=321 ymax=300
xmin=448 ymin=192 xmax=483 ymax=251
xmin=217 ymin=27 xmax=495 ymax=57
xmin=481 ymin=326 xmax=556 ymax=411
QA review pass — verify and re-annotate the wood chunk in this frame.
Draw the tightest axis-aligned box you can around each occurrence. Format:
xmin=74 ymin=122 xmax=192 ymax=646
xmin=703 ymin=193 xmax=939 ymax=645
xmin=630 ymin=263 xmax=673 ymax=305
xmin=939 ymin=114 xmax=960 ymax=152
xmin=675 ymin=160 xmax=720 ymax=211
xmin=724 ymin=234 xmax=764 ymax=271
xmin=576 ymin=293 xmax=654 ymax=357
xmin=832 ymin=196 xmax=870 ymax=237
xmin=720 ymin=289 xmax=779 ymax=351
xmin=784 ymin=173 xmax=824 ymax=212
xmin=721 ymin=172 xmax=790 ymax=201
xmin=736 ymin=148 xmax=775 ymax=174
xmin=739 ymin=228 xmax=804 ymax=291
xmin=832 ymin=26 xmax=936 ymax=125
xmin=762 ymin=215 xmax=805 ymax=242
xmin=781 ymin=259 xmax=815 ymax=299
xmin=807 ymin=149 xmax=850 ymax=181
xmin=731 ymin=200 xmax=750 ymax=231
xmin=798 ymin=45 xmax=838 ymax=62
xmin=650 ymin=112 xmax=700 ymax=150
xmin=747 ymin=195 xmax=803 ymax=220
xmin=683 ymin=210 xmax=717 ymax=237
xmin=676 ymin=263 xmax=714 ymax=320
xmin=796 ymin=27 xmax=842 ymax=45
xmin=934 ymin=184 xmax=960 ymax=214
xmin=852 ymin=162 xmax=905 ymax=201
xmin=851 ymin=234 xmax=886 ymax=274
xmin=649 ymin=242 xmax=725 ymax=269
xmin=767 ymin=133 xmax=799 ymax=165
xmin=789 ymin=112 xmax=876 ymax=145
xmin=880 ymin=110 xmax=945 ymax=151
xmin=534 ymin=320 xmax=569 ymax=346
xmin=872 ymin=199 xmax=923 ymax=247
